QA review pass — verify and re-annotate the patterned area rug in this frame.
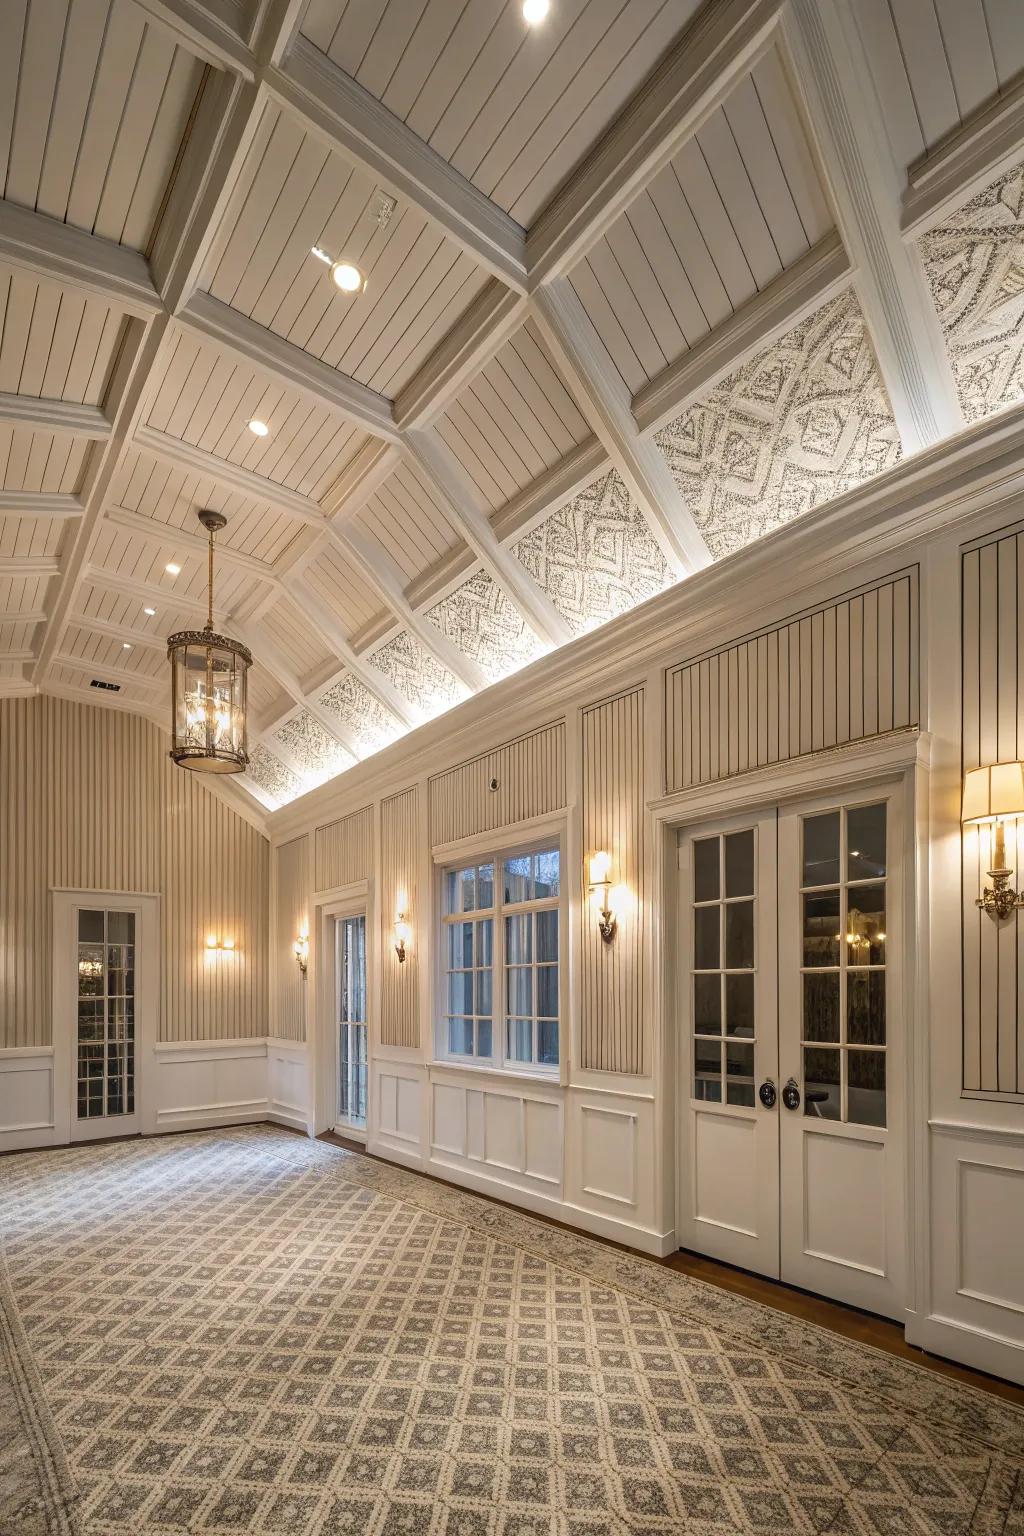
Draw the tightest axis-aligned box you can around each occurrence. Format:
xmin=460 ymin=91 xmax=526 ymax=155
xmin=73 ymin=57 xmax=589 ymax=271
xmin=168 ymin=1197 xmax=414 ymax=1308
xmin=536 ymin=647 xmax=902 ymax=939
xmin=1 ymin=1126 xmax=1023 ymax=1535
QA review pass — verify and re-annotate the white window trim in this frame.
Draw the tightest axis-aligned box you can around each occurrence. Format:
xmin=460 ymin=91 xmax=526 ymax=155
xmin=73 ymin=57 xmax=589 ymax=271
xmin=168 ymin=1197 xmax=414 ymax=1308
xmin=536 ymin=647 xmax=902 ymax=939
xmin=433 ymin=831 xmax=566 ymax=1079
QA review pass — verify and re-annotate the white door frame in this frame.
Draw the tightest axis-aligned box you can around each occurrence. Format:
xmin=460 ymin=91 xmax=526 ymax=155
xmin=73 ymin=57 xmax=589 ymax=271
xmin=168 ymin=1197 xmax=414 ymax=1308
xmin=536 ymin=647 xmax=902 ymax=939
xmin=52 ymin=888 xmax=160 ymax=1143
xmin=313 ymin=879 xmax=374 ymax=1142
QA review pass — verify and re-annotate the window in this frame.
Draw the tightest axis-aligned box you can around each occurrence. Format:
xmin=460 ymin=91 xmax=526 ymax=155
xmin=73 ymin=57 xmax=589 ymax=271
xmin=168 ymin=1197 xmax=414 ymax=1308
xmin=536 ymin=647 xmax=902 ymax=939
xmin=337 ymin=915 xmax=367 ymax=1127
xmin=691 ymin=830 xmax=756 ymax=1106
xmin=441 ymin=845 xmax=561 ymax=1071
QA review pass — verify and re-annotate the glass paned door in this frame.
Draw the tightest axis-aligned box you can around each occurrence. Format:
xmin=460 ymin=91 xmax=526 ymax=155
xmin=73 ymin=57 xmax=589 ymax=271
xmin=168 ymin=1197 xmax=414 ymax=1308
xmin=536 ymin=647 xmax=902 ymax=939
xmin=77 ymin=908 xmax=135 ymax=1121
xmin=337 ymin=915 xmax=367 ymax=1128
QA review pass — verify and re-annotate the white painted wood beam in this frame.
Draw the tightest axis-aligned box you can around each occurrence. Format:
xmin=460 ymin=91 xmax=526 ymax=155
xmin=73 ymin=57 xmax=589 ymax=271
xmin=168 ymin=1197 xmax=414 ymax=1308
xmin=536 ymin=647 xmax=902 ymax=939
xmin=632 ymin=232 xmax=855 ymax=436
xmin=266 ymin=37 xmax=528 ymax=294
xmin=104 ymin=504 xmax=280 ymax=583
xmin=0 ymin=556 xmax=60 ymax=577
xmin=134 ymin=424 xmax=328 ymax=527
xmin=129 ymin=0 xmax=256 ymax=77
xmin=321 ymin=440 xmax=402 ymax=519
xmin=526 ymin=0 xmax=783 ymax=285
xmin=403 ymin=432 xmax=575 ymax=648
xmin=81 ymin=563 xmax=227 ymax=620
xmin=232 ymin=621 xmax=364 ymax=760
xmin=1 ymin=608 xmax=48 ymax=625
xmin=0 ymin=678 xmax=37 ymax=697
xmin=285 ymin=575 xmax=422 ymax=729
xmin=901 ymin=71 xmax=1024 ymax=238
xmin=1 ymin=648 xmax=36 ymax=663
xmin=489 ymin=437 xmax=609 ymax=546
xmin=0 ymin=395 xmax=112 ymax=440
xmin=532 ymin=281 xmax=712 ymax=576
xmin=394 ymin=282 xmax=529 ymax=431
xmin=53 ymin=652 xmax=165 ymax=693
xmin=0 ymin=491 xmax=83 ymax=519
xmin=0 ymin=199 xmax=162 ymax=319
xmin=780 ymin=0 xmax=963 ymax=452
xmin=67 ymin=614 xmax=167 ymax=652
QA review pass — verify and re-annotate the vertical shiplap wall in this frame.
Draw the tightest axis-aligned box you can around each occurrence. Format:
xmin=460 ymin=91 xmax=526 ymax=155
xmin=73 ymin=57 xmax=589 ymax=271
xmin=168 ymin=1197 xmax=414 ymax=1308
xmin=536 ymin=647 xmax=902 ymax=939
xmin=428 ymin=722 xmax=566 ymax=846
xmin=665 ymin=571 xmax=919 ymax=792
xmin=0 ymin=695 xmax=268 ymax=1049
xmin=314 ymin=805 xmax=373 ymax=891
xmin=273 ymin=835 xmax=309 ymax=1043
xmin=580 ymin=688 xmax=646 ymax=1075
xmin=380 ymin=787 xmax=419 ymax=1049
xmin=961 ymin=529 xmax=1024 ymax=1099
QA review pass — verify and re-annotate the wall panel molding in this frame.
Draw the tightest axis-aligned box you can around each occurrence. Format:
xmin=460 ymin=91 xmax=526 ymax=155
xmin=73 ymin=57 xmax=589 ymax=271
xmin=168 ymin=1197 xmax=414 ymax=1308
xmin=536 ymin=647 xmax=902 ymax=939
xmin=381 ymin=788 xmax=420 ymax=1049
xmin=580 ymin=688 xmax=646 ymax=1075
xmin=665 ymin=569 xmax=920 ymax=793
xmin=314 ymin=805 xmax=372 ymax=892
xmin=428 ymin=721 xmax=566 ymax=848
xmin=272 ymin=836 xmax=309 ymax=1044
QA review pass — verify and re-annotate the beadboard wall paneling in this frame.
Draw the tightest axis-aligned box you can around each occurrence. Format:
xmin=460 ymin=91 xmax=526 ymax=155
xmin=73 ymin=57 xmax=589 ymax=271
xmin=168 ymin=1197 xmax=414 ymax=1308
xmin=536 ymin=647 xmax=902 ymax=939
xmin=273 ymin=836 xmax=309 ymax=1043
xmin=314 ymin=805 xmax=373 ymax=892
xmin=0 ymin=695 xmax=268 ymax=1050
xmin=961 ymin=528 xmax=1024 ymax=1100
xmin=665 ymin=570 xmax=920 ymax=793
xmin=428 ymin=722 xmax=567 ymax=848
xmin=580 ymin=689 xmax=646 ymax=1076
xmin=381 ymin=787 xmax=419 ymax=1050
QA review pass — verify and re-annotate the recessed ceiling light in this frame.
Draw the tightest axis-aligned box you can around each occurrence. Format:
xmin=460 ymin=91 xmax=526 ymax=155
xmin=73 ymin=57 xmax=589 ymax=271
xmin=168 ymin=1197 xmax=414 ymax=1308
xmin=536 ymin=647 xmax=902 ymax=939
xmin=122 ymin=642 xmax=132 ymax=651
xmin=248 ymin=419 xmax=269 ymax=437
xmin=331 ymin=260 xmax=364 ymax=293
xmin=523 ymin=0 xmax=549 ymax=22
xmin=143 ymin=606 xmax=156 ymax=616
xmin=165 ymin=563 xmax=181 ymax=577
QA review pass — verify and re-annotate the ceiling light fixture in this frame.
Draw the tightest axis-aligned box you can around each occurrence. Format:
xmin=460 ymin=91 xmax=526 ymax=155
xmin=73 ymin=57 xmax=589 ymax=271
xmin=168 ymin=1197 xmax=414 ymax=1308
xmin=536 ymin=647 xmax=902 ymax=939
xmin=523 ymin=0 xmax=550 ymax=23
xmin=144 ymin=606 xmax=156 ymax=616
xmin=165 ymin=563 xmax=181 ymax=577
xmin=122 ymin=643 xmax=132 ymax=651
xmin=331 ymin=260 xmax=365 ymax=293
xmin=248 ymin=419 xmax=269 ymax=437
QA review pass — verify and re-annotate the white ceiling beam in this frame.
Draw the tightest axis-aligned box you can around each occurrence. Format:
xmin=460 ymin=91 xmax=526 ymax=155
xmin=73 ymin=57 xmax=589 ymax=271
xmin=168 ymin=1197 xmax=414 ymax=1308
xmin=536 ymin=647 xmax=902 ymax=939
xmin=266 ymin=36 xmax=527 ymax=294
xmin=175 ymin=290 xmax=399 ymax=442
xmin=532 ymin=281 xmax=712 ymax=576
xmin=0 ymin=491 xmax=83 ymax=518
xmin=632 ymin=231 xmax=855 ymax=436
xmin=901 ymin=71 xmax=1024 ymax=238
xmin=490 ymin=437 xmax=609 ymax=547
xmin=0 ymin=394 xmax=112 ymax=440
xmin=780 ymin=0 xmax=962 ymax=453
xmin=232 ymin=621 xmax=364 ymax=760
xmin=129 ymin=0 xmax=257 ymax=77
xmin=0 ymin=556 xmax=60 ymax=577
xmin=321 ymin=440 xmax=402 ymax=519
xmin=1 ymin=608 xmax=48 ymax=625
xmin=394 ymin=282 xmax=529 ymax=431
xmin=286 ymin=576 xmax=421 ymax=729
xmin=0 ymin=199 xmax=162 ymax=319
xmin=403 ymin=432 xmax=575 ymax=648
xmin=41 ymin=678 xmax=163 ymax=723
xmin=52 ymin=651 xmax=165 ymax=693
xmin=67 ymin=613 xmax=167 ymax=652
xmin=81 ymin=563 xmax=227 ymax=620
xmin=526 ymin=0 xmax=783 ymax=286
xmin=1 ymin=648 xmax=36 ymax=663
xmin=104 ymin=503 xmax=280 ymax=583
xmin=134 ymin=424 xmax=328 ymax=527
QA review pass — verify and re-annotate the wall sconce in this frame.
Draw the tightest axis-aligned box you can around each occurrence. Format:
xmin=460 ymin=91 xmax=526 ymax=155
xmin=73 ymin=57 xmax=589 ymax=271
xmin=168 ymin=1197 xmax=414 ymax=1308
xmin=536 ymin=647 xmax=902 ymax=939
xmin=293 ymin=931 xmax=309 ymax=976
xmin=394 ymin=913 xmax=411 ymax=963
xmin=963 ymin=762 xmax=1024 ymax=919
xmin=588 ymin=851 xmax=617 ymax=942
xmin=205 ymin=934 xmax=236 ymax=952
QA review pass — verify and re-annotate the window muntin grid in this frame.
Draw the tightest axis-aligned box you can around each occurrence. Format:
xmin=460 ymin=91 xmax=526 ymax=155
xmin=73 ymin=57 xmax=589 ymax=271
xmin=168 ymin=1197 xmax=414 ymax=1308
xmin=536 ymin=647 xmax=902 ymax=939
xmin=441 ymin=846 xmax=560 ymax=1071
xmin=77 ymin=908 xmax=135 ymax=1120
xmin=337 ymin=914 xmax=367 ymax=1127
xmin=691 ymin=830 xmax=756 ymax=1107
xmin=800 ymin=802 xmax=887 ymax=1127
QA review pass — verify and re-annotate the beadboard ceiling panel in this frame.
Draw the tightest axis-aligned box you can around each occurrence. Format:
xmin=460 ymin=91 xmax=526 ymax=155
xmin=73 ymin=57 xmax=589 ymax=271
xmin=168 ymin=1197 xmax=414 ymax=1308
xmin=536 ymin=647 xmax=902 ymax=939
xmin=144 ymin=331 xmax=371 ymax=499
xmin=89 ymin=522 xmax=264 ymax=615
xmin=0 ymin=513 xmax=68 ymax=561
xmin=355 ymin=457 xmax=466 ymax=584
xmin=63 ymin=621 xmax=166 ymax=685
xmin=1 ymin=572 xmax=54 ymax=619
xmin=568 ymin=51 xmax=833 ymax=395
xmin=72 ymin=577 xmax=222 ymax=639
xmin=262 ymin=596 xmax=339 ymax=678
xmin=0 ymin=270 xmax=126 ymax=402
xmin=851 ymin=0 xmax=1024 ymax=171
xmin=0 ymin=0 xmax=204 ymax=249
xmin=46 ymin=659 xmax=161 ymax=709
xmin=207 ymin=105 xmax=489 ymax=397
xmin=1 ymin=616 xmax=41 ymax=652
xmin=0 ymin=428 xmax=90 ymax=492
xmin=299 ymin=0 xmax=702 ymax=225
xmin=303 ymin=539 xmax=390 ymax=638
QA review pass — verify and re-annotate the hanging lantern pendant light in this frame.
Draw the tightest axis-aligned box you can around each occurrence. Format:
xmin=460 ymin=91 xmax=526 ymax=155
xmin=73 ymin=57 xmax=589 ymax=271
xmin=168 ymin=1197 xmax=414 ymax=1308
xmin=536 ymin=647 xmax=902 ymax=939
xmin=167 ymin=510 xmax=252 ymax=774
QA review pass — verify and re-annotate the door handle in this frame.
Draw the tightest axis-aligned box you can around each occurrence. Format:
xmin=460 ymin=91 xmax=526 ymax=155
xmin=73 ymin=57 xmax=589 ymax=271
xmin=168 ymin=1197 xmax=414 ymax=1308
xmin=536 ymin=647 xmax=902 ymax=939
xmin=782 ymin=1077 xmax=801 ymax=1111
xmin=758 ymin=1079 xmax=777 ymax=1109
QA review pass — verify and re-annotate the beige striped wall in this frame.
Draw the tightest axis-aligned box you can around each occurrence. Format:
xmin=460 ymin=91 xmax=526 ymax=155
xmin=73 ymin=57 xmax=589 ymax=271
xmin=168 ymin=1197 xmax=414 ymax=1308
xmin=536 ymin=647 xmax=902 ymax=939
xmin=273 ymin=835 xmax=309 ymax=1043
xmin=0 ymin=695 xmax=268 ymax=1049
xmin=580 ymin=688 xmax=646 ymax=1075
xmin=380 ymin=787 xmax=419 ymax=1049
xmin=314 ymin=805 xmax=373 ymax=892
xmin=962 ymin=527 xmax=1024 ymax=1099
xmin=428 ymin=722 xmax=566 ymax=847
xmin=665 ymin=570 xmax=919 ymax=793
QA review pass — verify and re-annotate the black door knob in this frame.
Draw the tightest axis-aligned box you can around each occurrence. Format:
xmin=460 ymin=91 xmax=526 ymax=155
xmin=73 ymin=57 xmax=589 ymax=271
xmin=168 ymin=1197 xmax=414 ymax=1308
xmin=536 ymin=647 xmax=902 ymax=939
xmin=782 ymin=1077 xmax=801 ymax=1111
xmin=758 ymin=1079 xmax=777 ymax=1109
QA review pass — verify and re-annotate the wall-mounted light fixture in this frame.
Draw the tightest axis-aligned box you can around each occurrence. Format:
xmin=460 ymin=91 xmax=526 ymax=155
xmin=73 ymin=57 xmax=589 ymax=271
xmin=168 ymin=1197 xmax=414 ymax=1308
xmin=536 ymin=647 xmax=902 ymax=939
xmin=587 ymin=851 xmax=617 ymax=943
xmin=962 ymin=762 xmax=1024 ymax=919
xmin=205 ymin=934 xmax=236 ymax=952
xmin=293 ymin=931 xmax=309 ymax=976
xmin=394 ymin=913 xmax=412 ymax=963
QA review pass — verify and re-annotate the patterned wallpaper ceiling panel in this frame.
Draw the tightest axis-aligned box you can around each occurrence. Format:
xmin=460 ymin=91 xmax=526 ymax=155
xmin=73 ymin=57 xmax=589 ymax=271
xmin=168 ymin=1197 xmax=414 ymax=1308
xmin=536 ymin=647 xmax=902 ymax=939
xmin=512 ymin=471 xmax=674 ymax=636
xmin=315 ymin=672 xmax=407 ymax=757
xmin=273 ymin=709 xmax=355 ymax=788
xmin=426 ymin=571 xmax=546 ymax=683
xmin=654 ymin=288 xmax=903 ymax=559
xmin=367 ymin=630 xmax=469 ymax=716
xmin=918 ymin=160 xmax=1024 ymax=424
xmin=245 ymin=742 xmax=303 ymax=808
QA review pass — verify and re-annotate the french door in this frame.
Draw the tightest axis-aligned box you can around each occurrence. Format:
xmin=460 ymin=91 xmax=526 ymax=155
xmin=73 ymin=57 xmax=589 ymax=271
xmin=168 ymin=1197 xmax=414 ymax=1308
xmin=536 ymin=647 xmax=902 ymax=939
xmin=335 ymin=913 xmax=368 ymax=1132
xmin=677 ymin=786 xmax=904 ymax=1319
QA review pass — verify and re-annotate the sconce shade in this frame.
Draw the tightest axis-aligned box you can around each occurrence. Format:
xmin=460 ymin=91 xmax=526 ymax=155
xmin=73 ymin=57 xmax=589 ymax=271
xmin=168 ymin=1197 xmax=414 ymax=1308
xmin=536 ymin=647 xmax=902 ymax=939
xmin=962 ymin=762 xmax=1024 ymax=824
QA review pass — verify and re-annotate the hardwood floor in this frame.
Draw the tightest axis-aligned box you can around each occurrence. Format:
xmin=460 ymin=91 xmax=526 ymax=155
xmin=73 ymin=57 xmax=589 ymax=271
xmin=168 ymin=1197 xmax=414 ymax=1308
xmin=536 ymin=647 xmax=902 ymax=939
xmin=321 ymin=1130 xmax=1024 ymax=1407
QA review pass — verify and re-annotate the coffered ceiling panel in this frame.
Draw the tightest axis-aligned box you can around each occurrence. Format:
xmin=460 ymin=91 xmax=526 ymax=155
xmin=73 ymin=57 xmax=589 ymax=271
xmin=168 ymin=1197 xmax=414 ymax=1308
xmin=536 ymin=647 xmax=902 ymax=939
xmin=303 ymin=541 xmax=390 ymax=640
xmin=62 ymin=621 xmax=165 ymax=687
xmin=300 ymin=0 xmax=702 ymax=225
xmin=0 ymin=0 xmax=204 ymax=248
xmin=89 ymin=523 xmax=264 ymax=616
xmin=250 ymin=669 xmax=290 ymax=728
xmin=1 ymin=571 xmax=53 ymax=619
xmin=0 ymin=271 xmax=126 ymax=402
xmin=72 ymin=579 xmax=217 ymax=641
xmin=0 ymin=514 xmax=67 ymax=561
xmin=261 ymin=597 xmax=339 ymax=679
xmin=0 ymin=428 xmax=90 ymax=492
xmin=1 ymin=616 xmax=40 ymax=652
xmin=851 ymin=0 xmax=1024 ymax=171
xmin=569 ymin=52 xmax=833 ymax=396
xmin=355 ymin=457 xmax=466 ymax=585
xmin=207 ymin=105 xmax=488 ymax=397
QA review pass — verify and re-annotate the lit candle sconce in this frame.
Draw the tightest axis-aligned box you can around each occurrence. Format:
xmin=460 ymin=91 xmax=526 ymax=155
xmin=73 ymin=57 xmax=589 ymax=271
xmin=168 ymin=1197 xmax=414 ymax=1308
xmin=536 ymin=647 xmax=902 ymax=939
xmin=293 ymin=931 xmax=309 ymax=976
xmin=205 ymin=934 xmax=236 ymax=953
xmin=394 ymin=911 xmax=412 ymax=963
xmin=962 ymin=762 xmax=1024 ymax=919
xmin=587 ymin=850 xmax=617 ymax=943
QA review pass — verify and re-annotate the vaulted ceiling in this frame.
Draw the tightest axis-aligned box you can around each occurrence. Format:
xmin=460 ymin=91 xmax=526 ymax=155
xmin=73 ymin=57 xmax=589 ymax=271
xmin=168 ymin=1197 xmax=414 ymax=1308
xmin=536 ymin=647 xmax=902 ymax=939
xmin=2 ymin=0 xmax=1023 ymax=815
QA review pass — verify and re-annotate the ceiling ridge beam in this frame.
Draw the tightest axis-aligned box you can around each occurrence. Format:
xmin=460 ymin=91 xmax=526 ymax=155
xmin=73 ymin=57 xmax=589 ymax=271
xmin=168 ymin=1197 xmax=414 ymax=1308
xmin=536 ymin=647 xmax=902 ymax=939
xmin=0 ymin=491 xmax=84 ymax=519
xmin=779 ymin=0 xmax=963 ymax=453
xmin=232 ymin=620 xmax=364 ymax=760
xmin=0 ymin=394 xmax=112 ymax=439
xmin=285 ymin=575 xmax=421 ymax=729
xmin=901 ymin=69 xmax=1024 ymax=239
xmin=104 ymin=503 xmax=281 ymax=582
xmin=403 ymin=431 xmax=575 ymax=648
xmin=134 ymin=424 xmax=328 ymax=527
xmin=394 ymin=282 xmax=529 ymax=431
xmin=632 ymin=231 xmax=855 ymax=437
xmin=532 ymin=281 xmax=712 ymax=576
xmin=0 ymin=199 xmax=163 ymax=319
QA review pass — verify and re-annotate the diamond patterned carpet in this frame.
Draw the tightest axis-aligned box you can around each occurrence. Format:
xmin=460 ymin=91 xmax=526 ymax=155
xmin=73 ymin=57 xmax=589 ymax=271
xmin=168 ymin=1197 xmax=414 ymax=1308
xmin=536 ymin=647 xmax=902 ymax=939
xmin=1 ymin=1127 xmax=1023 ymax=1535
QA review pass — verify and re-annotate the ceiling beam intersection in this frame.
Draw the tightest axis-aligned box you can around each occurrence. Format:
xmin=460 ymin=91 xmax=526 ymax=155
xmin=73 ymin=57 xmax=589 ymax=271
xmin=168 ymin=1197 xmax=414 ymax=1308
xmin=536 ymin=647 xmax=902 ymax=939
xmin=231 ymin=620 xmax=365 ymax=761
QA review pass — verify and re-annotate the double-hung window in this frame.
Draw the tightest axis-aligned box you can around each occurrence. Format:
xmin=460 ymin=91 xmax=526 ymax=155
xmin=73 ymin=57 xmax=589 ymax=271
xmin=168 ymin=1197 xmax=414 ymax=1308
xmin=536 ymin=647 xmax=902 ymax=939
xmin=441 ymin=844 xmax=561 ymax=1072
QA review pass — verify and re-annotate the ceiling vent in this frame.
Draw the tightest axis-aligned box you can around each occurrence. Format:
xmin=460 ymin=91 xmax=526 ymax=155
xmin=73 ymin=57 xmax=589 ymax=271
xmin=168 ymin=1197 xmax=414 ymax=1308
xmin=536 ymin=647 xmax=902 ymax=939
xmin=90 ymin=678 xmax=121 ymax=692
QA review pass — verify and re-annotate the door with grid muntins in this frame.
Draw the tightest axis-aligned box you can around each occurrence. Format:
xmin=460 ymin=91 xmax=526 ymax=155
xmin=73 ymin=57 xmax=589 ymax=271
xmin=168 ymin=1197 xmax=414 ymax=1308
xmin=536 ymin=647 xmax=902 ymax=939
xmin=75 ymin=907 xmax=138 ymax=1138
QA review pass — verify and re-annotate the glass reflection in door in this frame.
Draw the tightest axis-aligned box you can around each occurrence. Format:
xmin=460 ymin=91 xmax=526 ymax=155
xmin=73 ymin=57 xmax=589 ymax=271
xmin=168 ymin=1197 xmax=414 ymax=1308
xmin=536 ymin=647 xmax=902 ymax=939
xmin=337 ymin=915 xmax=367 ymax=1127
xmin=691 ymin=829 xmax=757 ymax=1106
xmin=77 ymin=908 xmax=135 ymax=1119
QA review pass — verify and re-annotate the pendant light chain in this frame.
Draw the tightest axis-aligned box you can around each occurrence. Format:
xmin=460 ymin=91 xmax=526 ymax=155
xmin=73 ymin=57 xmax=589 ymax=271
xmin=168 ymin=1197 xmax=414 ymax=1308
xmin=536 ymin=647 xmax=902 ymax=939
xmin=207 ymin=519 xmax=215 ymax=631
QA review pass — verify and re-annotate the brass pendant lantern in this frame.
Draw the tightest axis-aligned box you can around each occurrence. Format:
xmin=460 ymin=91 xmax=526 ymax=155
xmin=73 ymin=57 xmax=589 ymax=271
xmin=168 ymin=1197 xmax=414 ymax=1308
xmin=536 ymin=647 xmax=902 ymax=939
xmin=167 ymin=510 xmax=251 ymax=774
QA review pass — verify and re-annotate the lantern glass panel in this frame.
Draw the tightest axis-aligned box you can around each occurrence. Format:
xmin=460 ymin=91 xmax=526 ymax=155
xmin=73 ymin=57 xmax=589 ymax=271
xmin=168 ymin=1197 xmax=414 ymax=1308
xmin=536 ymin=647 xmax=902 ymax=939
xmin=168 ymin=632 xmax=250 ymax=773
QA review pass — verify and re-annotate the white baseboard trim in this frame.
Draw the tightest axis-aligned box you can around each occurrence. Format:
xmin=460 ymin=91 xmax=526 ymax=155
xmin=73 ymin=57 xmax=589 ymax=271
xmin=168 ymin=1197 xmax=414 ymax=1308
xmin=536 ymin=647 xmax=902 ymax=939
xmin=367 ymin=1136 xmax=425 ymax=1171
xmin=155 ymin=1098 xmax=270 ymax=1133
xmin=906 ymin=1311 xmax=1024 ymax=1386
xmin=268 ymin=1103 xmax=310 ymax=1133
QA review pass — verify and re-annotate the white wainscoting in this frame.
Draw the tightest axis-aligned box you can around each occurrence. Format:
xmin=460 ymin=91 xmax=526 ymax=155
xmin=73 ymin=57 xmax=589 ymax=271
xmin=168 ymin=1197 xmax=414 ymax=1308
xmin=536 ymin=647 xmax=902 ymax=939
xmin=153 ymin=1038 xmax=270 ymax=1133
xmin=267 ymin=1037 xmax=311 ymax=1134
xmin=369 ymin=1057 xmax=426 ymax=1168
xmin=0 ymin=1047 xmax=56 ymax=1150
xmin=427 ymin=1066 xmax=564 ymax=1198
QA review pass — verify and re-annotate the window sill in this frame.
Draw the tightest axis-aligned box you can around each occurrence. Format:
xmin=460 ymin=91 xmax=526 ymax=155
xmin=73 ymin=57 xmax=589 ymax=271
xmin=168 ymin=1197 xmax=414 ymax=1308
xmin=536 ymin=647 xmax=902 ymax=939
xmin=428 ymin=1058 xmax=562 ymax=1088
